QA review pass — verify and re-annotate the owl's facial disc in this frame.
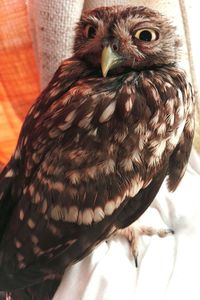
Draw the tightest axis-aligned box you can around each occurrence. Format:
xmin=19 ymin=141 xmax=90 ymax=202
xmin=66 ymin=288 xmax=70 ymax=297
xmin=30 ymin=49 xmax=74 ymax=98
xmin=101 ymin=46 xmax=124 ymax=77
xmin=74 ymin=6 xmax=181 ymax=75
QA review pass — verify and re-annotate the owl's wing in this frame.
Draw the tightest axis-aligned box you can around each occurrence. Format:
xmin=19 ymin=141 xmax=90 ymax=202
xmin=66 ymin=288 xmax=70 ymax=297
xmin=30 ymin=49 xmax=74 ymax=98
xmin=0 ymin=73 xmax=139 ymax=291
xmin=115 ymin=162 xmax=169 ymax=229
xmin=0 ymin=161 xmax=19 ymax=238
xmin=110 ymin=74 xmax=195 ymax=230
xmin=0 ymin=58 xmax=91 ymax=237
xmin=0 ymin=58 xmax=98 ymax=290
xmin=168 ymin=83 xmax=195 ymax=191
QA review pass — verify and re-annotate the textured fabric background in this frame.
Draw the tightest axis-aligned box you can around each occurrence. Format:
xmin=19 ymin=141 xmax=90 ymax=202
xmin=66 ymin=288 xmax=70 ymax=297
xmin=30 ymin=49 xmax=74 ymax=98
xmin=28 ymin=0 xmax=84 ymax=88
xmin=0 ymin=0 xmax=40 ymax=165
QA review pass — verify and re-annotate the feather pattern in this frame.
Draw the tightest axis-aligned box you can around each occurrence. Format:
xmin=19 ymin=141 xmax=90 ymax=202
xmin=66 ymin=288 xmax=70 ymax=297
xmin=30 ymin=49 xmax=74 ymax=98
xmin=0 ymin=5 xmax=195 ymax=300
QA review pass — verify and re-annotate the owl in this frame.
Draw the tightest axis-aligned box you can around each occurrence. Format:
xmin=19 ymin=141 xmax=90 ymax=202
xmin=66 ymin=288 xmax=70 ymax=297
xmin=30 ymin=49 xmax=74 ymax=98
xmin=0 ymin=5 xmax=195 ymax=300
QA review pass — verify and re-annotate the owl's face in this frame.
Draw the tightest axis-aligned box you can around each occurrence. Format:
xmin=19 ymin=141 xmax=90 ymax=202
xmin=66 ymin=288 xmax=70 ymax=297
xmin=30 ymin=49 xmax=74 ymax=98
xmin=74 ymin=6 xmax=180 ymax=76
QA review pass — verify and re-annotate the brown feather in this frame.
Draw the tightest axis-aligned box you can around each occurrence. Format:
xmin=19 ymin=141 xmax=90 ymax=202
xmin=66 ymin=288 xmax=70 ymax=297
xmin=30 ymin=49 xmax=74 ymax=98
xmin=0 ymin=5 xmax=194 ymax=299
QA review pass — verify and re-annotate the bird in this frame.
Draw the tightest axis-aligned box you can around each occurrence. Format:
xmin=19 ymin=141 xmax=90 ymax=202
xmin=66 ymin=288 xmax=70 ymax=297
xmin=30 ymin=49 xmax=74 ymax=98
xmin=0 ymin=5 xmax=195 ymax=300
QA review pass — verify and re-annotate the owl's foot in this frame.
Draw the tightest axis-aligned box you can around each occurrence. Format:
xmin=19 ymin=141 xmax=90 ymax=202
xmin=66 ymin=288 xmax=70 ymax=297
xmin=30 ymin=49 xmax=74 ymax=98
xmin=117 ymin=222 xmax=174 ymax=267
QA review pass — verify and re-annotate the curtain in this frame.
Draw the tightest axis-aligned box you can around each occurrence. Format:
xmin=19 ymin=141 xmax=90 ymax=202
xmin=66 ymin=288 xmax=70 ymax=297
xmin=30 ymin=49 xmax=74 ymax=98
xmin=0 ymin=0 xmax=39 ymax=166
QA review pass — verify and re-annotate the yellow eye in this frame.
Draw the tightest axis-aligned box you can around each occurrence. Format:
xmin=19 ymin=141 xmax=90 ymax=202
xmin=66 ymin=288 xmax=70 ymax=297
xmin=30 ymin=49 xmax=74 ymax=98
xmin=84 ymin=25 xmax=97 ymax=39
xmin=134 ymin=29 xmax=159 ymax=42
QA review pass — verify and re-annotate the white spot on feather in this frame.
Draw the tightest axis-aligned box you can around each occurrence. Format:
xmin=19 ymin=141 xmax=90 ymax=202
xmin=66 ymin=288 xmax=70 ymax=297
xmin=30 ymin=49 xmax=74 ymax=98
xmin=15 ymin=239 xmax=22 ymax=249
xmin=99 ymin=101 xmax=116 ymax=123
xmin=62 ymin=95 xmax=71 ymax=105
xmin=83 ymin=166 xmax=96 ymax=180
xmin=51 ymin=205 xmax=63 ymax=221
xmin=131 ymin=149 xmax=142 ymax=165
xmin=138 ymin=135 xmax=146 ymax=150
xmin=67 ymin=206 xmax=79 ymax=223
xmin=27 ymin=105 xmax=35 ymax=115
xmin=33 ymin=111 xmax=40 ymax=119
xmin=88 ymin=128 xmax=98 ymax=137
xmin=168 ymin=114 xmax=175 ymax=126
xmin=58 ymin=123 xmax=71 ymax=131
xmin=150 ymin=111 xmax=160 ymax=127
xmin=104 ymin=201 xmax=115 ymax=216
xmin=157 ymin=123 xmax=166 ymax=135
xmin=134 ymin=122 xmax=146 ymax=135
xmin=148 ymin=156 xmax=161 ymax=167
xmin=52 ymin=182 xmax=65 ymax=192
xmin=5 ymin=169 xmax=15 ymax=178
xmin=65 ymin=110 xmax=76 ymax=123
xmin=23 ymin=136 xmax=28 ymax=145
xmin=19 ymin=209 xmax=24 ymax=221
xmin=164 ymin=82 xmax=172 ymax=90
xmin=29 ymin=184 xmax=35 ymax=196
xmin=23 ymin=187 xmax=27 ymax=195
xmin=120 ymin=158 xmax=133 ymax=172
xmin=66 ymin=171 xmax=80 ymax=184
xmin=82 ymin=209 xmax=94 ymax=225
xmin=125 ymin=97 xmax=133 ymax=112
xmin=177 ymin=89 xmax=183 ymax=102
xmin=102 ymin=159 xmax=115 ymax=175
xmin=59 ymin=110 xmax=76 ymax=131
xmin=17 ymin=253 xmax=24 ymax=262
xmin=153 ymin=140 xmax=166 ymax=157
xmin=31 ymin=235 xmax=39 ymax=245
xmin=27 ymin=219 xmax=36 ymax=229
xmin=14 ymin=148 xmax=21 ymax=159
xmin=94 ymin=207 xmax=105 ymax=223
xmin=32 ymin=152 xmax=41 ymax=163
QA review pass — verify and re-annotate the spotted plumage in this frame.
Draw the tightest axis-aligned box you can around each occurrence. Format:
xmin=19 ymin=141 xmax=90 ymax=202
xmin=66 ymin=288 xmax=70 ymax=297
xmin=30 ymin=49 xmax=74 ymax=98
xmin=0 ymin=5 xmax=195 ymax=300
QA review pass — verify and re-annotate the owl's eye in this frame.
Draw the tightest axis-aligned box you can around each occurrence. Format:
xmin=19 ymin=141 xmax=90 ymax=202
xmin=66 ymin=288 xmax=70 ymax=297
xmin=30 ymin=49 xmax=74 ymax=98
xmin=84 ymin=25 xmax=97 ymax=39
xmin=134 ymin=29 xmax=159 ymax=42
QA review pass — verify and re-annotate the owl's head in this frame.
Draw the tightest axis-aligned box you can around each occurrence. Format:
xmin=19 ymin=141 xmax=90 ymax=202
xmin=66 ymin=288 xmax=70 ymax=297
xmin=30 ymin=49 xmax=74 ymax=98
xmin=74 ymin=6 xmax=181 ymax=76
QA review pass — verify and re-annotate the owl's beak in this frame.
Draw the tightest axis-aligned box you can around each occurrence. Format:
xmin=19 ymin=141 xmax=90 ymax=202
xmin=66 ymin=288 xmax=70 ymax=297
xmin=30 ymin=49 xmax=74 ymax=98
xmin=101 ymin=46 xmax=122 ymax=77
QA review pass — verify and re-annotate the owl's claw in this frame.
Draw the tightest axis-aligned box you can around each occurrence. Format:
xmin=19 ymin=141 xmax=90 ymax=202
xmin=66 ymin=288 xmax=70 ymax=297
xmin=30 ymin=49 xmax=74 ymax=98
xmin=134 ymin=254 xmax=138 ymax=268
xmin=117 ymin=222 xmax=174 ymax=267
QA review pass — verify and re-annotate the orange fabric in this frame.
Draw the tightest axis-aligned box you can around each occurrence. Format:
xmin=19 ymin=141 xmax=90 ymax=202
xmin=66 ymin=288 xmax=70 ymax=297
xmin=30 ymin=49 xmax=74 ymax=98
xmin=0 ymin=0 xmax=40 ymax=165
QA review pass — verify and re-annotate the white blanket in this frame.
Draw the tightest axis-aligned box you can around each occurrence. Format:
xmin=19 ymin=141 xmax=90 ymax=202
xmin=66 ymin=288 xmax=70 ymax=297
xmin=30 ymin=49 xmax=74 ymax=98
xmin=53 ymin=149 xmax=200 ymax=300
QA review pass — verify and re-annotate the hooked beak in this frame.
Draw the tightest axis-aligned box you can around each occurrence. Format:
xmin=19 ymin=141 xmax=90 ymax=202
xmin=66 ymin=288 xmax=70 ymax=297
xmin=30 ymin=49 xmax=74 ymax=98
xmin=101 ymin=46 xmax=123 ymax=78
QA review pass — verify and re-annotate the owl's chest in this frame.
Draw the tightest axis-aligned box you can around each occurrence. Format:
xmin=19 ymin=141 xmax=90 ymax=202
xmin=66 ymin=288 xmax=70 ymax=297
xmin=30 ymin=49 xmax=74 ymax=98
xmin=79 ymin=78 xmax=188 ymax=185
xmin=24 ymin=70 xmax=188 ymax=180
